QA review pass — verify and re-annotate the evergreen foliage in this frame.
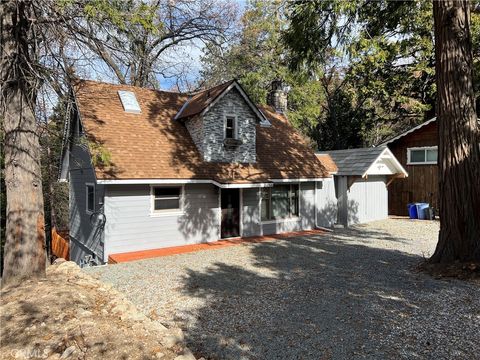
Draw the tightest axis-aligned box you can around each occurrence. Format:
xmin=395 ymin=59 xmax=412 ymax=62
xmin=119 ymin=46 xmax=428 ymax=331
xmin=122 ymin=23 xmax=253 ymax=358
xmin=201 ymin=0 xmax=480 ymax=149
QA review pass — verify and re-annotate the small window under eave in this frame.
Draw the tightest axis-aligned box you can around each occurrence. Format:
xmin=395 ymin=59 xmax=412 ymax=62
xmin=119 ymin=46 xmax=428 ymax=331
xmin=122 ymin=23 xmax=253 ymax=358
xmin=118 ymin=90 xmax=141 ymax=113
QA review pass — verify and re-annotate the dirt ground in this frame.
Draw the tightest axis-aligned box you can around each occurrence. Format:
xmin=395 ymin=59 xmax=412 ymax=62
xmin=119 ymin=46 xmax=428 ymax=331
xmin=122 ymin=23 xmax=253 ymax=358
xmin=0 ymin=261 xmax=195 ymax=360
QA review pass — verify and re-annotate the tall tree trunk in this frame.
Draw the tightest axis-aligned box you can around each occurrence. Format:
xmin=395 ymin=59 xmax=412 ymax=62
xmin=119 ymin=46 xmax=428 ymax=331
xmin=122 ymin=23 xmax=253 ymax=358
xmin=1 ymin=0 xmax=46 ymax=283
xmin=430 ymin=0 xmax=480 ymax=263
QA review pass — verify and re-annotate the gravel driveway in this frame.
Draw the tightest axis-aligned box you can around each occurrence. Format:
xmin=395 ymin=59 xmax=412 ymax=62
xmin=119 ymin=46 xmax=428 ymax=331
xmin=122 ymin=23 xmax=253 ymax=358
xmin=88 ymin=219 xmax=480 ymax=359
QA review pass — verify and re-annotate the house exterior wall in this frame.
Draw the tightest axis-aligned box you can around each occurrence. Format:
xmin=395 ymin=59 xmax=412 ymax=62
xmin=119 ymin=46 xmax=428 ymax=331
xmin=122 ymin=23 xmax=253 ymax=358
xmin=336 ymin=175 xmax=388 ymax=226
xmin=387 ymin=121 xmax=438 ymax=215
xmin=101 ymin=182 xmax=319 ymax=260
xmin=241 ymin=188 xmax=262 ymax=237
xmin=103 ymin=183 xmax=220 ymax=261
xmin=300 ymin=182 xmax=316 ymax=229
xmin=69 ymin=139 xmax=105 ymax=266
xmin=185 ymin=115 xmax=204 ymax=156
xmin=335 ymin=176 xmax=348 ymax=226
xmin=202 ymin=88 xmax=257 ymax=163
xmin=316 ymin=178 xmax=337 ymax=228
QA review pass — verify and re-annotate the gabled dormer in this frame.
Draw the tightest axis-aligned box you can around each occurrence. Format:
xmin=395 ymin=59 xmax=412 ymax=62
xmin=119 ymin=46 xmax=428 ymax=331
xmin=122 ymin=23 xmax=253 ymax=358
xmin=175 ymin=80 xmax=271 ymax=163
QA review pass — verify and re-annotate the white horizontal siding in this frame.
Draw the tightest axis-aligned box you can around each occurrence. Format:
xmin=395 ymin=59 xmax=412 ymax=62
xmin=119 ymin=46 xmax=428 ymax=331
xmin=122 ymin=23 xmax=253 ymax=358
xmin=262 ymin=219 xmax=303 ymax=235
xmin=104 ymin=184 xmax=220 ymax=259
xmin=104 ymin=181 xmax=323 ymax=259
xmin=300 ymin=182 xmax=315 ymax=229
xmin=316 ymin=178 xmax=337 ymax=228
xmin=242 ymin=188 xmax=261 ymax=236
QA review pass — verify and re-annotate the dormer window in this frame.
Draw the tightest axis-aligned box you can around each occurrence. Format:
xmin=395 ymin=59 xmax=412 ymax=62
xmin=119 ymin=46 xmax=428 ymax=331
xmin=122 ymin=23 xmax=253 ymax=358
xmin=225 ymin=116 xmax=237 ymax=139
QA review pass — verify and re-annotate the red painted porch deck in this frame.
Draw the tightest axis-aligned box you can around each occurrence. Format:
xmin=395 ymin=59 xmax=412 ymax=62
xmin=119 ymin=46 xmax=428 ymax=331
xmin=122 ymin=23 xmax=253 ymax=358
xmin=108 ymin=229 xmax=325 ymax=264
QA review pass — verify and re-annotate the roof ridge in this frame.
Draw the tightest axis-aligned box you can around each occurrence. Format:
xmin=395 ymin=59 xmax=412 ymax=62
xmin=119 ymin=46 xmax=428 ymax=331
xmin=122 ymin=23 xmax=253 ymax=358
xmin=188 ymin=79 xmax=236 ymax=95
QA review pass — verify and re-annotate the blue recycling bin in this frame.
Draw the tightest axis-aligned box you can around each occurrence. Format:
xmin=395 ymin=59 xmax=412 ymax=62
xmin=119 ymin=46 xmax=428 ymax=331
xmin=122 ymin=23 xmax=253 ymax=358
xmin=416 ymin=203 xmax=430 ymax=220
xmin=408 ymin=203 xmax=418 ymax=219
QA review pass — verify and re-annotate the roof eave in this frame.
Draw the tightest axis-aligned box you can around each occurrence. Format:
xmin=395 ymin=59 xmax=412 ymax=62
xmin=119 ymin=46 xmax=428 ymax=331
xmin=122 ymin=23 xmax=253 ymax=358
xmin=378 ymin=117 xmax=437 ymax=146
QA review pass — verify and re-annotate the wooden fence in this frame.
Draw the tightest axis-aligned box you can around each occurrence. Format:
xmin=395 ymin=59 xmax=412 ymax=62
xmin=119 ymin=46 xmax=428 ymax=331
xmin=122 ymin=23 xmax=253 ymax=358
xmin=51 ymin=227 xmax=69 ymax=260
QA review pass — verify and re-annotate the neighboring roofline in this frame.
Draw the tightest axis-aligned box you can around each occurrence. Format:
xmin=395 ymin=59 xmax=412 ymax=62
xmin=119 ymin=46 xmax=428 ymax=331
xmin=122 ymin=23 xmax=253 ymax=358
xmin=175 ymin=80 xmax=271 ymax=126
xmin=379 ymin=117 xmax=437 ymax=146
xmin=362 ymin=147 xmax=408 ymax=178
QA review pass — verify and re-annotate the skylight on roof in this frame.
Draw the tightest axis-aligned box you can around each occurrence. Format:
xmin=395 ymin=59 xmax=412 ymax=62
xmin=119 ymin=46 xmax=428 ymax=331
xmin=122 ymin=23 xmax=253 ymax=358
xmin=118 ymin=90 xmax=141 ymax=113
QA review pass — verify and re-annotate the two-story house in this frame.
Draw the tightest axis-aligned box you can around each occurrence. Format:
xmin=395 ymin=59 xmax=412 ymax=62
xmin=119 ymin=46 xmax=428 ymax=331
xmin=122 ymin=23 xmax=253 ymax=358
xmin=60 ymin=79 xmax=335 ymax=265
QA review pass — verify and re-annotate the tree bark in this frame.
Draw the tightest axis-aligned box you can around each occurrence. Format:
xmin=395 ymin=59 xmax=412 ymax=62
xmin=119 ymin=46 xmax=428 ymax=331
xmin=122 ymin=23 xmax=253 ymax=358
xmin=1 ymin=0 xmax=46 ymax=283
xmin=430 ymin=0 xmax=480 ymax=263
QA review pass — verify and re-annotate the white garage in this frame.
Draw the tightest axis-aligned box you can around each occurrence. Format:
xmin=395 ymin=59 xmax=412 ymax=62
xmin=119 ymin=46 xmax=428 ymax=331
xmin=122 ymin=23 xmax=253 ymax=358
xmin=320 ymin=147 xmax=408 ymax=226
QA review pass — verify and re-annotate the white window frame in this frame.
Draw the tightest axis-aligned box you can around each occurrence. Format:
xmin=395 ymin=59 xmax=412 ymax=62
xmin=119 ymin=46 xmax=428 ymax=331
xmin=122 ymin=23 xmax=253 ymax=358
xmin=407 ymin=146 xmax=438 ymax=165
xmin=85 ymin=183 xmax=95 ymax=214
xmin=260 ymin=183 xmax=300 ymax=223
xmin=150 ymin=185 xmax=184 ymax=217
xmin=224 ymin=115 xmax=238 ymax=140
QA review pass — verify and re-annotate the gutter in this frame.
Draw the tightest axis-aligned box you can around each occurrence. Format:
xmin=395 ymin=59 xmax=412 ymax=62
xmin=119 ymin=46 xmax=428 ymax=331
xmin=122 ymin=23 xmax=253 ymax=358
xmin=96 ymin=178 xmax=274 ymax=189
xmin=96 ymin=177 xmax=330 ymax=188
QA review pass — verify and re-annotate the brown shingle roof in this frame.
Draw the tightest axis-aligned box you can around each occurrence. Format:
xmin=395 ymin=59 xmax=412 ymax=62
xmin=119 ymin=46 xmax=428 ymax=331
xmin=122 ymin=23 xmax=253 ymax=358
xmin=315 ymin=154 xmax=338 ymax=174
xmin=73 ymin=80 xmax=329 ymax=183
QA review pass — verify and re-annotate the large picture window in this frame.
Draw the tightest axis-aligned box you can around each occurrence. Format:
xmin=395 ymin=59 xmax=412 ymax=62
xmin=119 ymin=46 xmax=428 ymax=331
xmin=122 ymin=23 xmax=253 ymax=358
xmin=152 ymin=186 xmax=182 ymax=212
xmin=407 ymin=147 xmax=438 ymax=165
xmin=261 ymin=184 xmax=299 ymax=221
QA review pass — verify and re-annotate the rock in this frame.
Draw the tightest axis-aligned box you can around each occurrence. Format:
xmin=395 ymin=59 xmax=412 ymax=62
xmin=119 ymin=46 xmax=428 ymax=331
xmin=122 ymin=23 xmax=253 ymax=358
xmin=53 ymin=258 xmax=67 ymax=265
xmin=76 ymin=309 xmax=93 ymax=318
xmin=174 ymin=349 xmax=196 ymax=360
xmin=151 ymin=321 xmax=168 ymax=332
xmin=120 ymin=311 xmax=147 ymax=322
xmin=161 ymin=329 xmax=185 ymax=349
xmin=155 ymin=352 xmax=165 ymax=359
xmin=111 ymin=303 xmax=131 ymax=315
xmin=60 ymin=345 xmax=76 ymax=359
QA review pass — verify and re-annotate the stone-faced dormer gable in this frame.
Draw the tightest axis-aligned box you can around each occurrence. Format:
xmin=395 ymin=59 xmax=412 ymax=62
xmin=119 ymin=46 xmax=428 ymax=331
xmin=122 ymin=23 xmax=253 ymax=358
xmin=175 ymin=80 xmax=270 ymax=163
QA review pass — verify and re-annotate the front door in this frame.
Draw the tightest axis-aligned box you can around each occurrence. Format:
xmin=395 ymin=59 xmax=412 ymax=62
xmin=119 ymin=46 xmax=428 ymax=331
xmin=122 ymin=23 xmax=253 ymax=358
xmin=221 ymin=189 xmax=240 ymax=238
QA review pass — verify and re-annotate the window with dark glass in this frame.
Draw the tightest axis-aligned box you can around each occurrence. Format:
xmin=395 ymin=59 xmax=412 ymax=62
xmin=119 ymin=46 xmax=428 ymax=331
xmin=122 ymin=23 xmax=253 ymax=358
xmin=225 ymin=116 xmax=236 ymax=139
xmin=408 ymin=147 xmax=438 ymax=164
xmin=86 ymin=184 xmax=95 ymax=213
xmin=153 ymin=187 xmax=181 ymax=211
xmin=261 ymin=184 xmax=299 ymax=221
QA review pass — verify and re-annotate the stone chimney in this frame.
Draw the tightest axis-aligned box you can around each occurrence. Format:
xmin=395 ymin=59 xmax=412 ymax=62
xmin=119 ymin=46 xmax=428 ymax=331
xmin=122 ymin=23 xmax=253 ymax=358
xmin=267 ymin=80 xmax=289 ymax=113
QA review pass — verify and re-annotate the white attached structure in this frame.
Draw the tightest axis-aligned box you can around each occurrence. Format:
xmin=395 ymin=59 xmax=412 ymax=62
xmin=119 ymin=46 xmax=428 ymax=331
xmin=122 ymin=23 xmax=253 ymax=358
xmin=320 ymin=147 xmax=408 ymax=226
